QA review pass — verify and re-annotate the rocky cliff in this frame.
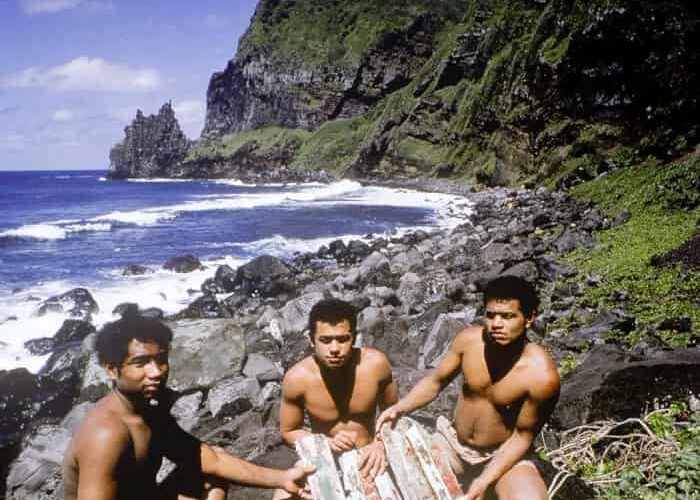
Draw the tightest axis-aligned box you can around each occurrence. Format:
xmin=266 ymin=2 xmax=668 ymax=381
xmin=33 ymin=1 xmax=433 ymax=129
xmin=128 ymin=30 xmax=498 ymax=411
xmin=108 ymin=102 xmax=190 ymax=179
xmin=108 ymin=0 xmax=699 ymax=186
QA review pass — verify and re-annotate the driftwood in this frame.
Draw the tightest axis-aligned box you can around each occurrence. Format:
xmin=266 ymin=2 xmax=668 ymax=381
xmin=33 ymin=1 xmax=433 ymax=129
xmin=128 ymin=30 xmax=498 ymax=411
xmin=296 ymin=418 xmax=464 ymax=500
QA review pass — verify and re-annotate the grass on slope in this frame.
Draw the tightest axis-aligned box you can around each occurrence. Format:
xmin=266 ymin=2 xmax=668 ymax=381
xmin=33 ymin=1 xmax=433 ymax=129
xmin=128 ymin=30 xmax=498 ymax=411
xmin=566 ymin=154 xmax=700 ymax=347
xmin=186 ymin=127 xmax=310 ymax=162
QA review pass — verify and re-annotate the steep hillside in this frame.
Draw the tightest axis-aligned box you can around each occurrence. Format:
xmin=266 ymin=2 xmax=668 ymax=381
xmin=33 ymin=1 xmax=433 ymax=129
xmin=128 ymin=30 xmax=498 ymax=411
xmin=109 ymin=0 xmax=699 ymax=186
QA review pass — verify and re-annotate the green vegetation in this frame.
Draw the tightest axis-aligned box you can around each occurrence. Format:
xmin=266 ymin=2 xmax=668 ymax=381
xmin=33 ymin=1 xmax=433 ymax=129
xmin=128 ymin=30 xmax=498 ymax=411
xmin=598 ymin=404 xmax=700 ymax=499
xmin=541 ymin=35 xmax=570 ymax=65
xmin=291 ymin=117 xmax=370 ymax=174
xmin=242 ymin=0 xmax=469 ymax=67
xmin=186 ymin=127 xmax=310 ymax=162
xmin=566 ymin=156 xmax=700 ymax=347
xmin=557 ymin=353 xmax=579 ymax=377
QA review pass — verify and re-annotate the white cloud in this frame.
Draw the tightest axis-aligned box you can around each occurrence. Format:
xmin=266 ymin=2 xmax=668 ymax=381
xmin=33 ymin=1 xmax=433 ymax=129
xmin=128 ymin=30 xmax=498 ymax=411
xmin=0 ymin=133 xmax=26 ymax=151
xmin=20 ymin=0 xmax=113 ymax=15
xmin=2 ymin=57 xmax=161 ymax=94
xmin=53 ymin=109 xmax=74 ymax=122
xmin=20 ymin=0 xmax=82 ymax=15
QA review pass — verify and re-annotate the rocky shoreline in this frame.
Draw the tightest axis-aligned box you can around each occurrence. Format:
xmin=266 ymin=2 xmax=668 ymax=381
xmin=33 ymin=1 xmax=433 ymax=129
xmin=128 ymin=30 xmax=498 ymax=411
xmin=3 ymin=183 xmax=699 ymax=499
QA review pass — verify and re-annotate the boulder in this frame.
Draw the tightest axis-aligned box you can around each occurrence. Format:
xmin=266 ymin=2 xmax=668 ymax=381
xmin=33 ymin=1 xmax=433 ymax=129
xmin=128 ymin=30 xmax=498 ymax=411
xmin=122 ymin=264 xmax=152 ymax=276
xmin=233 ymin=255 xmax=292 ymax=297
xmin=172 ymin=294 xmax=233 ymax=319
xmin=5 ymin=424 xmax=70 ymax=500
xmin=36 ymin=288 xmax=98 ymax=320
xmin=396 ymin=272 xmax=425 ymax=314
xmin=243 ymin=353 xmax=283 ymax=383
xmin=166 ymin=319 xmax=246 ymax=392
xmin=201 ymin=264 xmax=237 ymax=294
xmin=551 ymin=346 xmax=700 ymax=429
xmin=53 ymin=319 xmax=95 ymax=346
xmin=419 ymin=311 xmax=473 ymax=369
xmin=23 ymin=338 xmax=54 ymax=356
xmin=163 ymin=254 xmax=203 ymax=273
xmin=206 ymin=377 xmax=261 ymax=418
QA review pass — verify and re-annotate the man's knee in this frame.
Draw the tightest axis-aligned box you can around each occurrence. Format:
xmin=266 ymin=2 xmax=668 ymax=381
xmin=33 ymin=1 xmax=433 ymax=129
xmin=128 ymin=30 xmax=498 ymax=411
xmin=494 ymin=462 xmax=547 ymax=500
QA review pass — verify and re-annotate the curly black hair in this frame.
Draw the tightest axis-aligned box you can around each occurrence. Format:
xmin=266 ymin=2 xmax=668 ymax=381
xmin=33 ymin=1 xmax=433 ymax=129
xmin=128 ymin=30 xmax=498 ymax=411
xmin=95 ymin=314 xmax=173 ymax=367
xmin=483 ymin=275 xmax=540 ymax=317
xmin=307 ymin=298 xmax=357 ymax=339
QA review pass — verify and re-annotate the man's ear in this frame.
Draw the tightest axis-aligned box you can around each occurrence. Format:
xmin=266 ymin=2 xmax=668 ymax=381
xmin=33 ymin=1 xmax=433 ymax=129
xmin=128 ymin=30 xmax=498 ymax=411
xmin=105 ymin=363 xmax=119 ymax=381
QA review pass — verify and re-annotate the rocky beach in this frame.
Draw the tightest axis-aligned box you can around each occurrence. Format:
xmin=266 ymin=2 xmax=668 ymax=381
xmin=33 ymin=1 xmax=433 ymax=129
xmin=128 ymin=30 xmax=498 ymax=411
xmin=2 ymin=0 xmax=699 ymax=497
xmin=3 ymin=179 xmax=698 ymax=499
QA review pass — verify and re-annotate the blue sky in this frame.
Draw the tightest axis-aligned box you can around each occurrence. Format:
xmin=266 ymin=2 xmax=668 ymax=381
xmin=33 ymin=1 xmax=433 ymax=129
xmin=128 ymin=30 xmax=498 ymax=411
xmin=0 ymin=0 xmax=259 ymax=170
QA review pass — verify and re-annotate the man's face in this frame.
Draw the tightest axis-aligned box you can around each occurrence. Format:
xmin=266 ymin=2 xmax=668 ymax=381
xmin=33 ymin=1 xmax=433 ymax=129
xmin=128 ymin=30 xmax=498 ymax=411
xmin=484 ymin=298 xmax=531 ymax=346
xmin=312 ymin=320 xmax=354 ymax=370
xmin=110 ymin=339 xmax=169 ymax=401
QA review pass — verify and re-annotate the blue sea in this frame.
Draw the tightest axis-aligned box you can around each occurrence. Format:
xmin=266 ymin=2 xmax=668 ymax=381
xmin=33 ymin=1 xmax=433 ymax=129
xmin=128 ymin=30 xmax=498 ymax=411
xmin=0 ymin=170 xmax=472 ymax=372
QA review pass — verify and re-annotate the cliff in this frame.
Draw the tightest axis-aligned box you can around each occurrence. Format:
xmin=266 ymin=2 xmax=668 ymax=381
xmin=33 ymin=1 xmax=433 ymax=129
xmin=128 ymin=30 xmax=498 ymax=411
xmin=108 ymin=102 xmax=190 ymax=179
xmin=108 ymin=0 xmax=699 ymax=187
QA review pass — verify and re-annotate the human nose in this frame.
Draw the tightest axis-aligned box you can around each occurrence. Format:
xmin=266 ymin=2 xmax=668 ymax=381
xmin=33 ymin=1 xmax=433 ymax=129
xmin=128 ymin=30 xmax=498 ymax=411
xmin=144 ymin=360 xmax=165 ymax=378
xmin=329 ymin=340 xmax=340 ymax=353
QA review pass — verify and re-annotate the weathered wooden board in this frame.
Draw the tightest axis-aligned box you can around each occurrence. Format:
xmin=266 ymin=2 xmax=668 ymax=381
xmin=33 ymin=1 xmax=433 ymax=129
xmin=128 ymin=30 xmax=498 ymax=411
xmin=338 ymin=448 xmax=402 ymax=500
xmin=383 ymin=419 xmax=438 ymax=500
xmin=406 ymin=425 xmax=453 ymax=500
xmin=296 ymin=434 xmax=347 ymax=500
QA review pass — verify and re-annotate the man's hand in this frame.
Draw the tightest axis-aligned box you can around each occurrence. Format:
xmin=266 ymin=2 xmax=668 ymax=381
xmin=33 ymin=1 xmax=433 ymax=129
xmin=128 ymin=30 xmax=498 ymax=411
xmin=375 ymin=403 xmax=403 ymax=434
xmin=280 ymin=462 xmax=315 ymax=500
xmin=327 ymin=430 xmax=357 ymax=452
xmin=464 ymin=477 xmax=488 ymax=500
xmin=358 ymin=439 xmax=386 ymax=479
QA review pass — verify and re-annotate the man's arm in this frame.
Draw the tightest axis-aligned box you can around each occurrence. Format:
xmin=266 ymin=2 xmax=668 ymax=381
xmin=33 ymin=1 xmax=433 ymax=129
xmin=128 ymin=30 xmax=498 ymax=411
xmin=200 ymin=443 xmax=313 ymax=496
xmin=375 ymin=328 xmax=468 ymax=430
xmin=464 ymin=365 xmax=560 ymax=500
xmin=74 ymin=422 xmax=129 ymax=500
xmin=279 ymin=368 xmax=311 ymax=447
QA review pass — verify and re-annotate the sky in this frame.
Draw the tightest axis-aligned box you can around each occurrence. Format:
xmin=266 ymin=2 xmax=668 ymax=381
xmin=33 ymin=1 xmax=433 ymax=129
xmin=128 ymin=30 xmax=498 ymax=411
xmin=0 ymin=0 xmax=260 ymax=171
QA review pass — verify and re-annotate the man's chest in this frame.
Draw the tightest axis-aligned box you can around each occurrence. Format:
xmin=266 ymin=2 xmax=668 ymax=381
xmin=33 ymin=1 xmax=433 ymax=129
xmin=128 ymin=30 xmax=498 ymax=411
xmin=461 ymin=357 xmax=528 ymax=407
xmin=304 ymin=377 xmax=379 ymax=418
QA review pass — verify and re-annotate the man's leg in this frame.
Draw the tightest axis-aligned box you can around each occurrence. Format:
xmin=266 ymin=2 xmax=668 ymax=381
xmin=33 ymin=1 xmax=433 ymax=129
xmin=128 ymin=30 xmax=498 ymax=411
xmin=493 ymin=461 xmax=547 ymax=500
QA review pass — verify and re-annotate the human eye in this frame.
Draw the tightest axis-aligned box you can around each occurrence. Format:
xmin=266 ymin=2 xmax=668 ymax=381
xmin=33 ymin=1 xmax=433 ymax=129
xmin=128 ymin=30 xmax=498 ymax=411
xmin=338 ymin=335 xmax=352 ymax=343
xmin=485 ymin=311 xmax=496 ymax=319
xmin=318 ymin=337 xmax=332 ymax=344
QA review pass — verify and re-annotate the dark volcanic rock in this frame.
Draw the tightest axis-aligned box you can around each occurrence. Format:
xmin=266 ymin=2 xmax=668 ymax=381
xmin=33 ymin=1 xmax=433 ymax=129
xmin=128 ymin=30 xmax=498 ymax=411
xmin=53 ymin=319 xmax=95 ymax=346
xmin=163 ymin=254 xmax=204 ymax=273
xmin=201 ymin=264 xmax=237 ymax=294
xmin=23 ymin=338 xmax=54 ymax=356
xmin=108 ymin=102 xmax=190 ymax=179
xmin=37 ymin=288 xmax=98 ymax=320
xmin=552 ymin=346 xmax=700 ymax=429
xmin=233 ymin=255 xmax=292 ymax=298
xmin=122 ymin=264 xmax=152 ymax=276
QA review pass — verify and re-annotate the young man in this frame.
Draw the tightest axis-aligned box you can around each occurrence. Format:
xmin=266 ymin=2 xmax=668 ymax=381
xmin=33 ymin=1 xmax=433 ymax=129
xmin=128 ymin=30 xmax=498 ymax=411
xmin=63 ymin=315 xmax=313 ymax=500
xmin=276 ymin=298 xmax=398 ymax=498
xmin=377 ymin=276 xmax=560 ymax=500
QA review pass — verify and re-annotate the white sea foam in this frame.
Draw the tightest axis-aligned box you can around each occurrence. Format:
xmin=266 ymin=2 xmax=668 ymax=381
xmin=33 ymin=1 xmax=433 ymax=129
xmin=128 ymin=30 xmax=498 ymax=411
xmin=93 ymin=209 xmax=175 ymax=226
xmin=65 ymin=222 xmax=112 ymax=233
xmin=0 ymin=223 xmax=67 ymax=240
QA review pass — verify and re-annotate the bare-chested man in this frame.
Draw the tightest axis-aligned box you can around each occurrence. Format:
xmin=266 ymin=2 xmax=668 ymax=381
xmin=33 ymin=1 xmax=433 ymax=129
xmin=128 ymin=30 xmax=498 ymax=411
xmin=275 ymin=298 xmax=398 ymax=498
xmin=63 ymin=314 xmax=313 ymax=500
xmin=377 ymin=276 xmax=560 ymax=500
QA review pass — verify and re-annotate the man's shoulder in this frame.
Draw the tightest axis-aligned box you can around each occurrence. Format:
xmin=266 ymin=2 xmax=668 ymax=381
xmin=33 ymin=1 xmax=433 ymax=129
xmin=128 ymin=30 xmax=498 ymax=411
xmin=454 ymin=324 xmax=484 ymax=350
xmin=73 ymin=400 xmax=131 ymax=457
xmin=522 ymin=343 xmax=560 ymax=397
xmin=359 ymin=347 xmax=391 ymax=366
xmin=282 ymin=356 xmax=317 ymax=387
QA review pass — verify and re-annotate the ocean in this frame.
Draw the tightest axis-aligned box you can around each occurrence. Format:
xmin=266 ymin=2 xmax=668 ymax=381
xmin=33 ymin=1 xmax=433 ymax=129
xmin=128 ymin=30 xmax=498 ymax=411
xmin=0 ymin=170 xmax=472 ymax=372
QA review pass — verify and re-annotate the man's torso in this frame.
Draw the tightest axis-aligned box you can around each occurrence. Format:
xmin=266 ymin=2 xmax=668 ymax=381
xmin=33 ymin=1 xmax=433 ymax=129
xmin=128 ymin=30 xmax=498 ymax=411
xmin=300 ymin=348 xmax=385 ymax=446
xmin=453 ymin=328 xmax=543 ymax=449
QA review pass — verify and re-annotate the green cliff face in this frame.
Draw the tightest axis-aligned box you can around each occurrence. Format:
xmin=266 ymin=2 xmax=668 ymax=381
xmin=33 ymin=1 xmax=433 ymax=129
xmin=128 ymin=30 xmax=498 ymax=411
xmin=111 ymin=0 xmax=699 ymax=187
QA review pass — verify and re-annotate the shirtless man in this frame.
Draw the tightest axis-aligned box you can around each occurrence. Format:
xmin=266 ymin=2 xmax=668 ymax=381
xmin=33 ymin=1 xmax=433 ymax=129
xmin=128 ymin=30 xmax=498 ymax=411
xmin=377 ymin=276 xmax=560 ymax=500
xmin=276 ymin=298 xmax=398 ymax=498
xmin=63 ymin=314 xmax=313 ymax=500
